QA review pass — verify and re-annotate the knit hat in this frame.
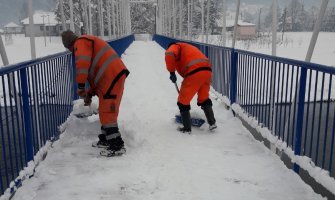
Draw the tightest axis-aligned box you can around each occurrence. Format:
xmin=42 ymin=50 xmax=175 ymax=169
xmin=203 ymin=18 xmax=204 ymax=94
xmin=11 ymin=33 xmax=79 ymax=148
xmin=61 ymin=30 xmax=78 ymax=49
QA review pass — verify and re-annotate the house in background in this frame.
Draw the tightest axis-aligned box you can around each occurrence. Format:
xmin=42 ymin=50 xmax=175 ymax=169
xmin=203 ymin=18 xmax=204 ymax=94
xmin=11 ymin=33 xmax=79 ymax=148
xmin=4 ymin=22 xmax=23 ymax=34
xmin=213 ymin=19 xmax=256 ymax=40
xmin=0 ymin=29 xmax=4 ymax=35
xmin=21 ymin=11 xmax=65 ymax=37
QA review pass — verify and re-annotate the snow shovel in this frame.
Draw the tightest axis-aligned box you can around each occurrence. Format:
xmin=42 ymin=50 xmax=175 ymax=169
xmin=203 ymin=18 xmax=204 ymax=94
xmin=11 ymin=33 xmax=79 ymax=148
xmin=74 ymin=96 xmax=97 ymax=118
xmin=173 ymin=82 xmax=205 ymax=127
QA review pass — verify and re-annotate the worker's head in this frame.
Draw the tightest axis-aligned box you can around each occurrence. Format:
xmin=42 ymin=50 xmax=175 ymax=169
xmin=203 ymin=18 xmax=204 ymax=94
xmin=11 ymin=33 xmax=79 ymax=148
xmin=61 ymin=30 xmax=78 ymax=51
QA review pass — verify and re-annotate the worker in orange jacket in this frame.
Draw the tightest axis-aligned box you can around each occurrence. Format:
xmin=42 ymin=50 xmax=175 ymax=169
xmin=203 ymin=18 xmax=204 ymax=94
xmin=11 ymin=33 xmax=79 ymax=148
xmin=61 ymin=30 xmax=129 ymax=156
xmin=165 ymin=42 xmax=217 ymax=133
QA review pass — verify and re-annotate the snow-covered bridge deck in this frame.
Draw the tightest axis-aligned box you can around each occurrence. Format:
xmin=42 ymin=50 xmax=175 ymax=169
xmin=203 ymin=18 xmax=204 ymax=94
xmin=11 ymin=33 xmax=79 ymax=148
xmin=11 ymin=41 xmax=323 ymax=200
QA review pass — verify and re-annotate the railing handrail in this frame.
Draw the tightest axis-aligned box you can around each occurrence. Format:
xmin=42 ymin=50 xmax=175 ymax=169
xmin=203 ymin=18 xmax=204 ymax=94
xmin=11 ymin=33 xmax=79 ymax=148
xmin=235 ymin=49 xmax=335 ymax=74
xmin=154 ymin=34 xmax=335 ymax=75
xmin=0 ymin=51 xmax=71 ymax=75
xmin=106 ymin=34 xmax=136 ymax=43
xmin=0 ymin=34 xmax=136 ymax=75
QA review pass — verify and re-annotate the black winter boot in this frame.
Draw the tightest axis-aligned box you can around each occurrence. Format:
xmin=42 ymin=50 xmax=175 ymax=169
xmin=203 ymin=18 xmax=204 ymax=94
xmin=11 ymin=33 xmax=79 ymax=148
xmin=92 ymin=127 xmax=110 ymax=148
xmin=178 ymin=111 xmax=192 ymax=133
xmin=100 ymin=127 xmax=126 ymax=157
xmin=105 ymin=127 xmax=124 ymax=150
xmin=202 ymin=105 xmax=217 ymax=131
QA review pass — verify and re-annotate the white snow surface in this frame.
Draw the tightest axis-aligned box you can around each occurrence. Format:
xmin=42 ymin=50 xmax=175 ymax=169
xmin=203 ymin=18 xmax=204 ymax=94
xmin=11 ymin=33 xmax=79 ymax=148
xmin=7 ymin=41 xmax=324 ymax=200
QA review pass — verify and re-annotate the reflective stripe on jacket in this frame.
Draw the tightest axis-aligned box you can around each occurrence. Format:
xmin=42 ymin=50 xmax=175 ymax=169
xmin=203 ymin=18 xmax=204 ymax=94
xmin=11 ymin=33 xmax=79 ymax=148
xmin=73 ymin=35 xmax=128 ymax=90
xmin=165 ymin=42 xmax=211 ymax=77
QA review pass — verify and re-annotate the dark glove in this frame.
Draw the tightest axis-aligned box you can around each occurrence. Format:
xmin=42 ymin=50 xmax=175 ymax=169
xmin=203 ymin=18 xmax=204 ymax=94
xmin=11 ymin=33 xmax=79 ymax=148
xmin=84 ymin=95 xmax=92 ymax=106
xmin=169 ymin=72 xmax=177 ymax=83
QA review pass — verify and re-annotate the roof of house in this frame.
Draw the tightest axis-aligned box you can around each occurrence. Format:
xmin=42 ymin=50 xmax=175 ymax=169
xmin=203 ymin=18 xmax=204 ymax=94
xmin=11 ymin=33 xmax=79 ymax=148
xmin=21 ymin=11 xmax=59 ymax=25
xmin=227 ymin=20 xmax=256 ymax=27
xmin=219 ymin=20 xmax=256 ymax=28
xmin=4 ymin=22 xmax=22 ymax=28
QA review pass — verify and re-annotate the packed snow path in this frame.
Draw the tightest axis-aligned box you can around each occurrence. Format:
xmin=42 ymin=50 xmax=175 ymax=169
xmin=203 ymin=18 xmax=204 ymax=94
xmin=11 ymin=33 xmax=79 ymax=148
xmin=12 ymin=41 xmax=323 ymax=200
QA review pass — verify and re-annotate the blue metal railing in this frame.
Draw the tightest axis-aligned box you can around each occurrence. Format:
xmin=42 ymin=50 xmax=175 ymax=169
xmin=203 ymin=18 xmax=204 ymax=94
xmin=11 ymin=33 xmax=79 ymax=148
xmin=153 ymin=34 xmax=335 ymax=178
xmin=0 ymin=52 xmax=73 ymax=194
xmin=0 ymin=34 xmax=134 ymax=195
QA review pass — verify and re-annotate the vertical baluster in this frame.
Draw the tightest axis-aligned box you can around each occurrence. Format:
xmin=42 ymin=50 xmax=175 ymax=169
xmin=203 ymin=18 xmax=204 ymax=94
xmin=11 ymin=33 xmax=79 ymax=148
xmin=315 ymin=72 xmax=326 ymax=165
xmin=229 ymin=50 xmax=238 ymax=105
xmin=55 ymin=58 xmax=61 ymax=130
xmin=32 ymin=64 xmax=41 ymax=150
xmin=6 ymin=73 xmax=19 ymax=176
xmin=47 ymin=59 xmax=55 ymax=138
xmin=226 ymin=50 xmax=231 ymax=98
xmin=293 ymin=67 xmax=307 ymax=173
xmin=20 ymin=68 xmax=33 ymax=164
xmin=261 ymin=59 xmax=266 ymax=125
xmin=36 ymin=64 xmax=46 ymax=145
xmin=309 ymin=71 xmax=319 ymax=159
xmin=265 ymin=60 xmax=271 ymax=127
xmin=0 ymin=75 xmax=10 ymax=190
xmin=251 ymin=57 xmax=256 ymax=117
xmin=244 ymin=54 xmax=251 ymax=114
xmin=241 ymin=54 xmax=247 ymax=109
xmin=275 ymin=63 xmax=282 ymax=136
xmin=329 ymin=74 xmax=335 ymax=175
xmin=286 ymin=65 xmax=295 ymax=146
xmin=17 ymin=72 xmax=27 ymax=162
xmin=322 ymin=74 xmax=332 ymax=168
xmin=2 ymin=75 xmax=15 ymax=181
xmin=256 ymin=58 xmax=261 ymax=124
xmin=269 ymin=60 xmax=276 ymax=129
xmin=12 ymin=71 xmax=24 ymax=170
xmin=27 ymin=67 xmax=37 ymax=153
xmin=237 ymin=51 xmax=245 ymax=105
xmin=303 ymin=70 xmax=313 ymax=155
xmin=283 ymin=64 xmax=290 ymax=142
xmin=291 ymin=67 xmax=300 ymax=149
xmin=278 ymin=63 xmax=286 ymax=140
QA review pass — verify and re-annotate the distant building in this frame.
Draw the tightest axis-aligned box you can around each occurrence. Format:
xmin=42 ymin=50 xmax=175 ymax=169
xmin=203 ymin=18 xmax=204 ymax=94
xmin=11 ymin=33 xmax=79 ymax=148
xmin=0 ymin=29 xmax=4 ymax=35
xmin=213 ymin=20 xmax=256 ymax=40
xmin=21 ymin=11 xmax=66 ymax=37
xmin=4 ymin=22 xmax=23 ymax=34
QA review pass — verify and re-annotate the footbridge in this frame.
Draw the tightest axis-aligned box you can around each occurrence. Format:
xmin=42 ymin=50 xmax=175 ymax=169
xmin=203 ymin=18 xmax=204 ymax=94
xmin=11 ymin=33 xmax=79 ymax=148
xmin=0 ymin=0 xmax=335 ymax=199
xmin=0 ymin=35 xmax=335 ymax=199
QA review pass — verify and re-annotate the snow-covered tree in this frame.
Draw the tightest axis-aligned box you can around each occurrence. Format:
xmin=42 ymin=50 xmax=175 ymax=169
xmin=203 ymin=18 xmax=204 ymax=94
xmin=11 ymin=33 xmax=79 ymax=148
xmin=54 ymin=0 xmax=87 ymax=34
xmin=323 ymin=7 xmax=335 ymax=32
xmin=130 ymin=2 xmax=155 ymax=34
xmin=264 ymin=4 xmax=280 ymax=31
xmin=54 ymin=0 xmax=129 ymax=37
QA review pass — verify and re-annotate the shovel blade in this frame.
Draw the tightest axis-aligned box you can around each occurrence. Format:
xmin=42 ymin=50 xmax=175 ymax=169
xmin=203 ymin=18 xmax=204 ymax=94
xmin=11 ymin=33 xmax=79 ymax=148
xmin=175 ymin=115 xmax=206 ymax=127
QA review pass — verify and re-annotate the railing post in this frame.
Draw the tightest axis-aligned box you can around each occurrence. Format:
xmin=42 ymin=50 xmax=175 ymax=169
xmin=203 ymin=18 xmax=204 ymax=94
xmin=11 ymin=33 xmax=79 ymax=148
xmin=20 ymin=68 xmax=33 ymax=162
xmin=230 ymin=49 xmax=238 ymax=104
xmin=72 ymin=54 xmax=78 ymax=100
xmin=293 ymin=67 xmax=307 ymax=173
xmin=204 ymin=46 xmax=209 ymax=57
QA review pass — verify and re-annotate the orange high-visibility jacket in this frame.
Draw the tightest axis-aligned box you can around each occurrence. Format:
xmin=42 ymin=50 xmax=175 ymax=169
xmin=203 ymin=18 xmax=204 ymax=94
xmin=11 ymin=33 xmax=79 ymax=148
xmin=165 ymin=42 xmax=211 ymax=77
xmin=73 ymin=35 xmax=129 ymax=95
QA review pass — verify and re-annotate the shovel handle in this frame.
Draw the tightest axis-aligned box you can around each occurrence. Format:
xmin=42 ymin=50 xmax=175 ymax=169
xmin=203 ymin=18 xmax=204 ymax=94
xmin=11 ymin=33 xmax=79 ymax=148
xmin=174 ymin=83 xmax=180 ymax=93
